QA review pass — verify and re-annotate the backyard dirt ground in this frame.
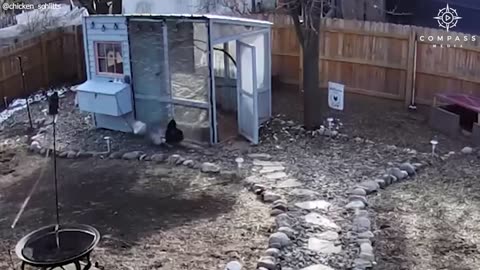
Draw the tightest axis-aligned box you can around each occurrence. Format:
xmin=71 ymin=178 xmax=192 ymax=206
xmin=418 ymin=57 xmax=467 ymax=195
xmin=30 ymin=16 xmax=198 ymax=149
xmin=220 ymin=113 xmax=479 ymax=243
xmin=1 ymin=84 xmax=479 ymax=269
xmin=371 ymin=155 xmax=480 ymax=270
xmin=0 ymin=148 xmax=270 ymax=270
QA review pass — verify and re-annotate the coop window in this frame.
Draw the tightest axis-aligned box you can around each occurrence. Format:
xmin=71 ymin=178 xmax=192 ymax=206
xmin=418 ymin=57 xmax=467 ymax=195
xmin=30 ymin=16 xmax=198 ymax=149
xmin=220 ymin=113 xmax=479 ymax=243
xmin=95 ymin=42 xmax=124 ymax=75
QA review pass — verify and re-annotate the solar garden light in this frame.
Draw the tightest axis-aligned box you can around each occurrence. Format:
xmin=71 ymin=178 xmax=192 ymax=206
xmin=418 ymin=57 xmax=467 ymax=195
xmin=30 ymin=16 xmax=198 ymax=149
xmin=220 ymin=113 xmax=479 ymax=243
xmin=103 ymin=136 xmax=112 ymax=153
xmin=235 ymin=157 xmax=244 ymax=178
xmin=430 ymin=139 xmax=438 ymax=157
xmin=327 ymin=117 xmax=334 ymax=130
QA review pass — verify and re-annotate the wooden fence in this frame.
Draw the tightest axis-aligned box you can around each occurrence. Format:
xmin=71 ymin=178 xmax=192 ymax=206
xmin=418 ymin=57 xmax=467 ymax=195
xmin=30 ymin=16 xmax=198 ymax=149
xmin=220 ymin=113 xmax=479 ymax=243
xmin=251 ymin=14 xmax=480 ymax=106
xmin=0 ymin=25 xmax=85 ymax=105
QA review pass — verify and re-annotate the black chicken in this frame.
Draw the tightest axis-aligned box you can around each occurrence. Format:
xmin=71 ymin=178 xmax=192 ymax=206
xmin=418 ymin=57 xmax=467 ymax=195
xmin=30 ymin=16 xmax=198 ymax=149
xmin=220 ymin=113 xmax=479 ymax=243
xmin=165 ymin=119 xmax=184 ymax=144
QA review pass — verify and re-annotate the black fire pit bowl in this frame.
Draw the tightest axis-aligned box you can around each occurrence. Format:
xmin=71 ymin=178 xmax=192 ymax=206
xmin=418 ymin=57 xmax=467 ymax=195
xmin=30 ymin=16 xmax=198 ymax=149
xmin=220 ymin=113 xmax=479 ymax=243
xmin=15 ymin=224 xmax=100 ymax=267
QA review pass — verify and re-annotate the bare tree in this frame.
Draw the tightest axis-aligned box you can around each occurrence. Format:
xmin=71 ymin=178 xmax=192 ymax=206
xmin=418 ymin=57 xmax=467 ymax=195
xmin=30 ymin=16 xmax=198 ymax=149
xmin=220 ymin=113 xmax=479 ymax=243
xmin=280 ymin=0 xmax=336 ymax=129
xmin=77 ymin=0 xmax=122 ymax=14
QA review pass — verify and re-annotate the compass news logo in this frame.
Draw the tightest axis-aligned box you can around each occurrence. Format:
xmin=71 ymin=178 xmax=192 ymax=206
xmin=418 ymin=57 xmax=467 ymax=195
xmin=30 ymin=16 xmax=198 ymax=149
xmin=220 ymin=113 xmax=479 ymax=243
xmin=418 ymin=3 xmax=476 ymax=48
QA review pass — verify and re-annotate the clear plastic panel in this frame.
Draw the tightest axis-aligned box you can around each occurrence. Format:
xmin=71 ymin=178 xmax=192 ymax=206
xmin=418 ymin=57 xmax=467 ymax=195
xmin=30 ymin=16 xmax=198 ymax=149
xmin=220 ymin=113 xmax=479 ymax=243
xmin=227 ymin=41 xmax=237 ymax=79
xmin=211 ymin=22 xmax=264 ymax=42
xmin=173 ymin=105 xmax=210 ymax=143
xmin=129 ymin=20 xmax=170 ymax=125
xmin=167 ymin=21 xmax=209 ymax=103
xmin=240 ymin=34 xmax=266 ymax=89
xmin=239 ymin=44 xmax=254 ymax=95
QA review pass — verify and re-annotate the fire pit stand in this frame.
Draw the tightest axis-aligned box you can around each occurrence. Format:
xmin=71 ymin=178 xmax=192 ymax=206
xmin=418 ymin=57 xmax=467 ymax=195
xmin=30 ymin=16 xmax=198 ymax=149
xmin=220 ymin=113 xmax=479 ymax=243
xmin=15 ymin=224 xmax=100 ymax=270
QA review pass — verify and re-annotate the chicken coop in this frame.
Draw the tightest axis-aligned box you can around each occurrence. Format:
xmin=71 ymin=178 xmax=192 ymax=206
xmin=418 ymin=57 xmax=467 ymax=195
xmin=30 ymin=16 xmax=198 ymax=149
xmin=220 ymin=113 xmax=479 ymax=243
xmin=76 ymin=14 xmax=272 ymax=145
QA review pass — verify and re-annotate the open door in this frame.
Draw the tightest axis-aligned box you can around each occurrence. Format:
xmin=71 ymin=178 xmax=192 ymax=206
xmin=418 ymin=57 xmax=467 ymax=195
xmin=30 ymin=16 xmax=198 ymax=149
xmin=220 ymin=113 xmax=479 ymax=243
xmin=236 ymin=40 xmax=259 ymax=144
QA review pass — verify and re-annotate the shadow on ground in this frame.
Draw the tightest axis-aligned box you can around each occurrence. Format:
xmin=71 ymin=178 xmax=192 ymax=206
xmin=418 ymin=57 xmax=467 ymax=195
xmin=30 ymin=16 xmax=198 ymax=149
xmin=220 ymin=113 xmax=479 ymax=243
xmin=0 ymin=158 xmax=238 ymax=246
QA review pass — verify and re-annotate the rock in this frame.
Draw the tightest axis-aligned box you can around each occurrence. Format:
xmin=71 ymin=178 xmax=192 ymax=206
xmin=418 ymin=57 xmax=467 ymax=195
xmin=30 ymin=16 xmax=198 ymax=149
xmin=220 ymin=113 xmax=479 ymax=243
xmin=269 ymin=232 xmax=291 ymax=248
xmin=58 ymin=151 xmax=67 ymax=158
xmin=399 ymin=162 xmax=416 ymax=176
xmin=34 ymin=118 xmax=46 ymax=126
xmin=355 ymin=209 xmax=369 ymax=218
xmin=353 ymin=216 xmax=371 ymax=233
xmin=356 ymin=181 xmax=379 ymax=194
xmin=461 ymin=146 xmax=473 ymax=154
xmin=348 ymin=188 xmax=367 ymax=196
xmin=139 ymin=154 xmax=148 ymax=161
xmin=346 ymin=200 xmax=366 ymax=210
xmin=151 ymin=153 xmax=167 ymax=162
xmin=304 ymin=213 xmax=340 ymax=231
xmin=175 ymin=157 xmax=186 ymax=165
xmin=167 ymin=154 xmax=181 ymax=164
xmin=308 ymin=238 xmax=342 ymax=254
xmin=382 ymin=174 xmax=394 ymax=185
xmin=248 ymin=153 xmax=271 ymax=160
xmin=257 ymin=256 xmax=277 ymax=270
xmin=290 ymin=189 xmax=319 ymax=198
xmin=252 ymin=183 xmax=267 ymax=193
xmin=358 ymin=231 xmax=374 ymax=239
xmin=277 ymin=227 xmax=297 ymax=239
xmin=66 ymin=151 xmax=77 ymax=159
xmin=375 ymin=178 xmax=386 ymax=188
xmin=260 ymin=166 xmax=285 ymax=174
xmin=354 ymin=137 xmax=363 ymax=143
xmin=224 ymin=261 xmax=242 ymax=270
xmin=264 ymin=171 xmax=287 ymax=180
xmin=300 ymin=264 xmax=335 ymax=270
xmin=314 ymin=231 xmax=339 ymax=241
xmin=360 ymin=242 xmax=373 ymax=253
xmin=275 ymin=213 xmax=294 ymax=228
xmin=354 ymin=258 xmax=372 ymax=268
xmin=272 ymin=200 xmax=288 ymax=211
xmin=270 ymin=209 xmax=284 ymax=216
xmin=122 ymin=151 xmax=141 ymax=160
xmin=349 ymin=195 xmax=368 ymax=205
xmin=39 ymin=148 xmax=46 ymax=155
xmin=76 ymin=151 xmax=93 ymax=158
xmin=277 ymin=178 xmax=303 ymax=188
xmin=180 ymin=159 xmax=193 ymax=167
xmin=109 ymin=152 xmax=122 ymax=159
xmin=201 ymin=162 xmax=221 ymax=173
xmin=360 ymin=243 xmax=375 ymax=261
xmin=263 ymin=191 xmax=282 ymax=203
xmin=389 ymin=167 xmax=407 ymax=180
xmin=253 ymin=160 xmax=283 ymax=167
xmin=294 ymin=200 xmax=331 ymax=211
xmin=28 ymin=141 xmax=41 ymax=152
xmin=357 ymin=238 xmax=372 ymax=245
xmin=265 ymin=248 xmax=281 ymax=258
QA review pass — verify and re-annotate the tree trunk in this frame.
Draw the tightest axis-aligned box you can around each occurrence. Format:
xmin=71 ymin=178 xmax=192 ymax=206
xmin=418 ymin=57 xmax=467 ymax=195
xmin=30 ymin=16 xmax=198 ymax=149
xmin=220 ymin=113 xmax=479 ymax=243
xmin=302 ymin=29 xmax=321 ymax=130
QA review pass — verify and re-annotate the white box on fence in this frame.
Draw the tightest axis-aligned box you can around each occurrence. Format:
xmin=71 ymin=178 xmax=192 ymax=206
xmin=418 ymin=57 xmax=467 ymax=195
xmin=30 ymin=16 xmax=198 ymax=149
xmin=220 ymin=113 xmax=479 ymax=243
xmin=328 ymin=82 xmax=344 ymax=111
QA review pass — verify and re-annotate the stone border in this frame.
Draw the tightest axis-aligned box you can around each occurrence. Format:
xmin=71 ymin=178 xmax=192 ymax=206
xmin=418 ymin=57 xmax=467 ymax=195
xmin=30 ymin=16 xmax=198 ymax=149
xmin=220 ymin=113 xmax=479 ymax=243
xmin=345 ymin=161 xmax=428 ymax=269
xmin=27 ymin=141 xmax=224 ymax=174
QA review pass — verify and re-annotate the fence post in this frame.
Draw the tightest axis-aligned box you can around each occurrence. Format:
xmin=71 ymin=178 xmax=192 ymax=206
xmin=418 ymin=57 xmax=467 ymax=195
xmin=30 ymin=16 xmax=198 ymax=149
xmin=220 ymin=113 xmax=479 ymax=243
xmin=299 ymin=45 xmax=303 ymax=92
xmin=74 ymin=26 xmax=83 ymax=82
xmin=404 ymin=28 xmax=416 ymax=107
xmin=41 ymin=36 xmax=49 ymax=86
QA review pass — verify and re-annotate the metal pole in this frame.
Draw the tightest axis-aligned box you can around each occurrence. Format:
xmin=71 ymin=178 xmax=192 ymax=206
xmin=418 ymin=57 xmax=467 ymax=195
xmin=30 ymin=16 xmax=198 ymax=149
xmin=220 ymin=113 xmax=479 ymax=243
xmin=53 ymin=115 xmax=60 ymax=227
xmin=18 ymin=56 xmax=33 ymax=129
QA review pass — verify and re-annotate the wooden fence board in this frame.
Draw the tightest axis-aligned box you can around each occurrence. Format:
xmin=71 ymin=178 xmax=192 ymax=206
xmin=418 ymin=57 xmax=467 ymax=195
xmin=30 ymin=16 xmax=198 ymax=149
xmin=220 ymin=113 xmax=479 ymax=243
xmin=0 ymin=25 xmax=86 ymax=105
xmin=253 ymin=13 xmax=480 ymax=106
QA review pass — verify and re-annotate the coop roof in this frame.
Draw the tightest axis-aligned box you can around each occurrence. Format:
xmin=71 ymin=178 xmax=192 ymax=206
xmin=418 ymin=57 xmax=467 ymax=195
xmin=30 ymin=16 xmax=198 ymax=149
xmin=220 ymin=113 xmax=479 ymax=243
xmin=87 ymin=13 xmax=272 ymax=27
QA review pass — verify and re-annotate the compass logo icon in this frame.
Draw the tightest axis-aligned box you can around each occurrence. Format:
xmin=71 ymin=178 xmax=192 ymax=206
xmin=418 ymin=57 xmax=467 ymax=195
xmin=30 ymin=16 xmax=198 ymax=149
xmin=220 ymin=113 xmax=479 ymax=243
xmin=434 ymin=4 xmax=462 ymax=31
